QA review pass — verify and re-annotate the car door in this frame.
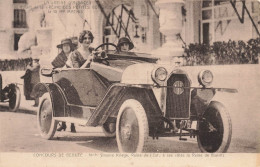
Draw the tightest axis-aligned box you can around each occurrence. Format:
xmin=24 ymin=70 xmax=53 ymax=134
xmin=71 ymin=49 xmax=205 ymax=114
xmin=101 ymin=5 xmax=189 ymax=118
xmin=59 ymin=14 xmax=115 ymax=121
xmin=52 ymin=69 xmax=108 ymax=118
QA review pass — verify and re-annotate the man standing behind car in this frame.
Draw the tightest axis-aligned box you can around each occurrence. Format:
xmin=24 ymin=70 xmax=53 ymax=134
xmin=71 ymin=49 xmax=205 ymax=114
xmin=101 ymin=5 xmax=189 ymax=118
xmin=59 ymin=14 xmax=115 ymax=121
xmin=21 ymin=57 xmax=40 ymax=106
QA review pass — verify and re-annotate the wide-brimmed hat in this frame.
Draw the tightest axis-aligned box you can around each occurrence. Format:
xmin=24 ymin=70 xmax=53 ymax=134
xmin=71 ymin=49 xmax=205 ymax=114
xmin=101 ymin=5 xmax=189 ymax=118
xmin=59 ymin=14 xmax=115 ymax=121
xmin=117 ymin=37 xmax=134 ymax=50
xmin=57 ymin=38 xmax=76 ymax=49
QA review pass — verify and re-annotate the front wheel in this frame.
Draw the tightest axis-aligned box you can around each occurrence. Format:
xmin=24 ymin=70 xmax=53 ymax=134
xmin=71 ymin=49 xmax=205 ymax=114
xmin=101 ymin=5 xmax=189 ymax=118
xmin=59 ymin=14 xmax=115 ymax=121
xmin=9 ymin=85 xmax=21 ymax=112
xmin=116 ymin=99 xmax=149 ymax=153
xmin=197 ymin=101 xmax=232 ymax=153
xmin=37 ymin=93 xmax=58 ymax=140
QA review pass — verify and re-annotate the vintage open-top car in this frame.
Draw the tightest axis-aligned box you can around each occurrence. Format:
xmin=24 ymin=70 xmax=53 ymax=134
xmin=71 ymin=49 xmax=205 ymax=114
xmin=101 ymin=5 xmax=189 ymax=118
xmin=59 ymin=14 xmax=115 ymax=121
xmin=0 ymin=74 xmax=21 ymax=112
xmin=34 ymin=43 xmax=237 ymax=153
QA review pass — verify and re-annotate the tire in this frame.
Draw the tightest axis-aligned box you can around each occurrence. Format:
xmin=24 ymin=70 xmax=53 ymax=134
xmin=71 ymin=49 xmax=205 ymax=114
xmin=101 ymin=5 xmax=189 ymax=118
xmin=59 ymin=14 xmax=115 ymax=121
xmin=102 ymin=122 xmax=116 ymax=137
xmin=116 ymin=99 xmax=149 ymax=153
xmin=37 ymin=93 xmax=58 ymax=140
xmin=197 ymin=101 xmax=232 ymax=153
xmin=9 ymin=86 xmax=21 ymax=112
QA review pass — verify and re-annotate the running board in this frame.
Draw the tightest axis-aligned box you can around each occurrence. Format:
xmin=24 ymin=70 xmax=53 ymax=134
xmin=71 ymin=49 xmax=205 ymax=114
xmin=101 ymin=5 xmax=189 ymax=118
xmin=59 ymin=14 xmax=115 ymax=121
xmin=54 ymin=117 xmax=88 ymax=126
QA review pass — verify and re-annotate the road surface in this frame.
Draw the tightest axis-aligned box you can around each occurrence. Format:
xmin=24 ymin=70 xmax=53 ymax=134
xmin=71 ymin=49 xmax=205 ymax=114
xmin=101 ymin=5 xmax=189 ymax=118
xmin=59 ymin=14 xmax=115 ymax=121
xmin=0 ymin=110 xmax=258 ymax=153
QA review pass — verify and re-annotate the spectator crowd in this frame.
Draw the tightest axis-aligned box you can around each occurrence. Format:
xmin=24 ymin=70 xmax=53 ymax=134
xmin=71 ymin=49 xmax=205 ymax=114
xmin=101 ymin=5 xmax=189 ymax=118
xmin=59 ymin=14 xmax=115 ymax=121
xmin=184 ymin=37 xmax=260 ymax=66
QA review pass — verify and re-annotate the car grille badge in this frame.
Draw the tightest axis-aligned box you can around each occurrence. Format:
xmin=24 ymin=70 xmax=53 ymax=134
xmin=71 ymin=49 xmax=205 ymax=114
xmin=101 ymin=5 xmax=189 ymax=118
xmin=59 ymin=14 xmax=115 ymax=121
xmin=173 ymin=81 xmax=184 ymax=95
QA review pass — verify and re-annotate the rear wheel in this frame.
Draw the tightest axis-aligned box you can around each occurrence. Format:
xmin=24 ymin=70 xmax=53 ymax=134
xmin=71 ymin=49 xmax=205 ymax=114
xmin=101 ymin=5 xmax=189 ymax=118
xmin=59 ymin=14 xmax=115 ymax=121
xmin=197 ymin=101 xmax=232 ymax=153
xmin=9 ymin=85 xmax=21 ymax=112
xmin=37 ymin=93 xmax=58 ymax=140
xmin=116 ymin=99 xmax=149 ymax=153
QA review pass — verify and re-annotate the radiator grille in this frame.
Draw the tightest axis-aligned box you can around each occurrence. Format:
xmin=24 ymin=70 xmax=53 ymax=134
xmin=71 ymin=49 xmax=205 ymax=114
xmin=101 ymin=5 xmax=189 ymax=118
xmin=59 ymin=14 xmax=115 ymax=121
xmin=166 ymin=74 xmax=191 ymax=119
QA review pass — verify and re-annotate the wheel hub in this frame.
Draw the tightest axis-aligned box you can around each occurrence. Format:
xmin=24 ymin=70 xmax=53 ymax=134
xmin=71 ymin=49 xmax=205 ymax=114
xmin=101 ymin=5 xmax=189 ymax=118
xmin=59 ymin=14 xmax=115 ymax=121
xmin=208 ymin=122 xmax=217 ymax=132
xmin=121 ymin=124 xmax=131 ymax=140
xmin=42 ymin=110 xmax=47 ymax=120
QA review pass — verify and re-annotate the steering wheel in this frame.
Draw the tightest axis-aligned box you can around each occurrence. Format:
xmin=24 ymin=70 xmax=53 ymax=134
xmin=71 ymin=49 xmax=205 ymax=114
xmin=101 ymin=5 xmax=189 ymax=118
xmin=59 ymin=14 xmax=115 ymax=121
xmin=93 ymin=43 xmax=118 ymax=66
xmin=94 ymin=43 xmax=118 ymax=51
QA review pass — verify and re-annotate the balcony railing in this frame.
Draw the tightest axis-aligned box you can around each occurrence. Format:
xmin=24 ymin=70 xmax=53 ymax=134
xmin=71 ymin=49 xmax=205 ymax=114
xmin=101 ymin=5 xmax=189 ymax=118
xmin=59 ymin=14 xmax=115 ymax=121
xmin=13 ymin=21 xmax=27 ymax=28
xmin=13 ymin=0 xmax=27 ymax=3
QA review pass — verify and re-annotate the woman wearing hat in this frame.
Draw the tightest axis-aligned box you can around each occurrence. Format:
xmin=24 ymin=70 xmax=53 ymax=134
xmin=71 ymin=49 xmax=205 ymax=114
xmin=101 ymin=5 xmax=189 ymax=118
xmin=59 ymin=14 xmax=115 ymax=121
xmin=51 ymin=38 xmax=76 ymax=68
xmin=69 ymin=30 xmax=94 ymax=68
xmin=51 ymin=38 xmax=77 ymax=132
xmin=117 ymin=37 xmax=134 ymax=52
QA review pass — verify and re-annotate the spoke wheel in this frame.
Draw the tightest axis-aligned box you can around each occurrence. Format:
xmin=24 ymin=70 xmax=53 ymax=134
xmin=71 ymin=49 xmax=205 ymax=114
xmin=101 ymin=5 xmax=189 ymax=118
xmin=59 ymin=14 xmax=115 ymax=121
xmin=197 ymin=101 xmax=232 ymax=153
xmin=9 ymin=86 xmax=21 ymax=112
xmin=116 ymin=99 xmax=149 ymax=153
xmin=37 ymin=93 xmax=57 ymax=140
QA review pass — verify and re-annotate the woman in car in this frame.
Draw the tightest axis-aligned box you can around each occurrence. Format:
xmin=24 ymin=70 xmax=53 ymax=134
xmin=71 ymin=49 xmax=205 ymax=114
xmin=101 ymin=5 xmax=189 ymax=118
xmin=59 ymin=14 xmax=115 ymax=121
xmin=51 ymin=38 xmax=76 ymax=68
xmin=117 ymin=37 xmax=134 ymax=52
xmin=52 ymin=38 xmax=76 ymax=133
xmin=68 ymin=30 xmax=94 ymax=68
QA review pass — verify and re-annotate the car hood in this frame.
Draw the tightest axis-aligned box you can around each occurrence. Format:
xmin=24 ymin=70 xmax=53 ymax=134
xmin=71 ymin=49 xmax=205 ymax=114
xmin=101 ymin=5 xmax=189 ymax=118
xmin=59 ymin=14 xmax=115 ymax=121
xmin=91 ymin=52 xmax=157 ymax=82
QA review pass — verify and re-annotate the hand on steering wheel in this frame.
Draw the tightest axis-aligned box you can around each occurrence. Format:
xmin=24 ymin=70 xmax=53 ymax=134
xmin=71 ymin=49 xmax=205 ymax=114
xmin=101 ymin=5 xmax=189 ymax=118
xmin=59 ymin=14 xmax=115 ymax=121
xmin=94 ymin=43 xmax=119 ymax=52
xmin=93 ymin=43 xmax=119 ymax=66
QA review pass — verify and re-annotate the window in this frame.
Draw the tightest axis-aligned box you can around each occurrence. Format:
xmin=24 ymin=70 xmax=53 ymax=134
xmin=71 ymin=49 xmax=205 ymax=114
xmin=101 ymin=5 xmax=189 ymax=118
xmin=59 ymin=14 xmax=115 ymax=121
xmin=14 ymin=33 xmax=23 ymax=51
xmin=202 ymin=0 xmax=212 ymax=8
xmin=201 ymin=0 xmax=257 ymax=44
xmin=13 ymin=0 xmax=27 ymax=3
xmin=13 ymin=9 xmax=27 ymax=28
xmin=214 ymin=0 xmax=229 ymax=6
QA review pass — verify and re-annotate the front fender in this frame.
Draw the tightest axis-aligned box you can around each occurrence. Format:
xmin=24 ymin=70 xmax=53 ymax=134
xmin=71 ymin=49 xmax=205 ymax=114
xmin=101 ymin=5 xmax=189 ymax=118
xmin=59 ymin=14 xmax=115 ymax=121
xmin=210 ymin=90 xmax=238 ymax=114
xmin=87 ymin=84 xmax=164 ymax=130
xmin=191 ymin=88 xmax=237 ymax=118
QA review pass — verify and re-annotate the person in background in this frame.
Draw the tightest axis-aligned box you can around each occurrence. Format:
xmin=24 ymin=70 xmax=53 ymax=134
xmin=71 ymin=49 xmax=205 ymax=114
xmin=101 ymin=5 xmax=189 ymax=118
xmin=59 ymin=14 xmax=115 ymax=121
xmin=51 ymin=38 xmax=76 ymax=133
xmin=69 ymin=30 xmax=94 ymax=68
xmin=21 ymin=57 xmax=40 ymax=106
xmin=20 ymin=59 xmax=33 ymax=100
xmin=117 ymin=37 xmax=134 ymax=52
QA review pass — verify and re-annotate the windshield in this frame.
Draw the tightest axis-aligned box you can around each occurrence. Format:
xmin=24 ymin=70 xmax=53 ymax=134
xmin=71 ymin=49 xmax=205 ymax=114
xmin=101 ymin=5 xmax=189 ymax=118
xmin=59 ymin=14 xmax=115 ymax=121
xmin=106 ymin=50 xmax=158 ymax=63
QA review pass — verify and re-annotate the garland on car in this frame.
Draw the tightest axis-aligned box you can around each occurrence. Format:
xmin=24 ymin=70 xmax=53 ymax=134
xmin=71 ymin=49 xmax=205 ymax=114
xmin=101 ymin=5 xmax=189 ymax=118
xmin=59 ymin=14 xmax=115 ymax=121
xmin=184 ymin=37 xmax=260 ymax=66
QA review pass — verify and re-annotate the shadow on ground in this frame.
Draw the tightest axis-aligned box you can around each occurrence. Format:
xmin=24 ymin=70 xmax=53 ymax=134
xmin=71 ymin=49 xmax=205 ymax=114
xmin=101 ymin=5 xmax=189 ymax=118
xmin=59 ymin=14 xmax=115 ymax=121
xmin=53 ymin=135 xmax=199 ymax=153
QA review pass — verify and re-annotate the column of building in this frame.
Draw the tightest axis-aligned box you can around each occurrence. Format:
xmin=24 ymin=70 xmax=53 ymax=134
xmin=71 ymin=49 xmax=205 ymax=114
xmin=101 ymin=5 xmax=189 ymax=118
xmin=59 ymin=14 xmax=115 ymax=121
xmin=153 ymin=0 xmax=185 ymax=65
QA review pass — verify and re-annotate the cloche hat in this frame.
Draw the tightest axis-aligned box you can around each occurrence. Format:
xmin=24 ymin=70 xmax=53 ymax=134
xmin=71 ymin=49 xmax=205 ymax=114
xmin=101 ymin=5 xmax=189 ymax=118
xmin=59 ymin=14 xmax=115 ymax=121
xmin=117 ymin=37 xmax=134 ymax=50
xmin=57 ymin=38 xmax=76 ymax=49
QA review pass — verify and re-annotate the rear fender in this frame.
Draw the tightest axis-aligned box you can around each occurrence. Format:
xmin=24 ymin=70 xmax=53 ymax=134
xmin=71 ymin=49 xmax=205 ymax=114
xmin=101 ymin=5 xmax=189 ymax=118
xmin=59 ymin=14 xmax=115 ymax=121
xmin=87 ymin=84 xmax=164 ymax=130
xmin=34 ymin=83 xmax=67 ymax=117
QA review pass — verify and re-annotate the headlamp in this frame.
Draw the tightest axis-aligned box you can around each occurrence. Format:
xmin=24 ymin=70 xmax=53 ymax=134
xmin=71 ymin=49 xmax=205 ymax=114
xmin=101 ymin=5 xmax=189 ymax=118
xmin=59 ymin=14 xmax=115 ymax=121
xmin=198 ymin=70 xmax=213 ymax=87
xmin=152 ymin=67 xmax=168 ymax=84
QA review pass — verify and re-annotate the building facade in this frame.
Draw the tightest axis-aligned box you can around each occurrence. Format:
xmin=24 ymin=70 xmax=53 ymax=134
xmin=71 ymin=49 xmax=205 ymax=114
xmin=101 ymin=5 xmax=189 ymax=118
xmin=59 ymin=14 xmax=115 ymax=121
xmin=0 ymin=0 xmax=259 ymax=64
xmin=0 ymin=0 xmax=28 ymax=58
